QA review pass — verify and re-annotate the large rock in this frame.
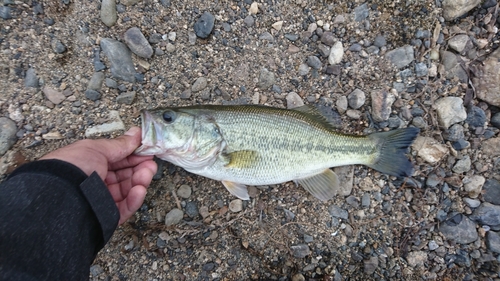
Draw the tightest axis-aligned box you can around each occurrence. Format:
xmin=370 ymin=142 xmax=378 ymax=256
xmin=442 ymin=0 xmax=481 ymax=21
xmin=439 ymin=214 xmax=478 ymax=244
xmin=100 ymin=38 xmax=136 ymax=83
xmin=473 ymin=48 xmax=500 ymax=107
xmin=433 ymin=97 xmax=467 ymax=129
xmin=481 ymin=137 xmax=500 ymax=157
xmin=385 ymin=45 xmax=414 ymax=69
xmin=412 ymin=136 xmax=448 ymax=164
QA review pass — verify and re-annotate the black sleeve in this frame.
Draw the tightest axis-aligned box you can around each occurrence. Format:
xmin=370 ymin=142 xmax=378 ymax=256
xmin=0 ymin=159 xmax=120 ymax=281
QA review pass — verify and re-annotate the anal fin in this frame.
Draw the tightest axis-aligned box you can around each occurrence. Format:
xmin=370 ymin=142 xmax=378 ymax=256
xmin=222 ymin=180 xmax=250 ymax=200
xmin=297 ymin=169 xmax=339 ymax=202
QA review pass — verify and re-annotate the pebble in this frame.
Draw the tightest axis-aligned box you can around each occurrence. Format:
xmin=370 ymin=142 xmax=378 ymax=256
xmin=442 ymin=0 xmax=481 ymax=20
xmin=412 ymin=136 xmax=448 ymax=164
xmin=51 ymin=39 xmax=66 ymax=54
xmin=328 ymin=205 xmax=348 ymax=220
xmin=346 ymin=110 xmax=361 ymax=119
xmin=286 ymin=92 xmax=304 ymax=109
xmin=486 ymin=231 xmax=500 ymax=254
xmin=188 ymin=31 xmax=197 ymax=45
xmin=448 ymin=34 xmax=470 ymax=53
xmin=165 ymin=208 xmax=183 ymax=226
xmin=434 ymin=97 xmax=467 ymax=129
xmin=0 ymin=6 xmax=12 ymax=19
xmin=415 ymin=62 xmax=428 ymax=77
xmin=463 ymin=175 xmax=486 ymax=198
xmin=43 ymin=86 xmax=66 ymax=104
xmin=347 ymin=89 xmax=365 ymax=109
xmin=249 ymin=2 xmax=259 ymax=14
xmin=290 ymin=244 xmax=311 ymax=258
xmin=192 ymin=77 xmax=208 ymax=92
xmin=336 ymin=96 xmax=348 ymax=114
xmin=298 ymin=64 xmax=310 ymax=76
xmin=428 ymin=240 xmax=439 ymax=251
xmin=452 ymin=156 xmax=471 ymax=173
xmin=24 ymin=68 xmax=39 ymax=88
xmin=328 ymin=41 xmax=343 ymax=65
xmin=439 ymin=213 xmax=478 ymax=244
xmin=406 ymin=251 xmax=427 ymax=268
xmin=284 ymin=34 xmax=299 ymax=41
xmin=364 ymin=256 xmax=378 ymax=274
xmin=471 ymin=203 xmax=500 ymax=226
xmin=483 ymin=179 xmax=500 ymax=205
xmin=465 ymin=106 xmax=486 ymax=128
xmin=100 ymin=38 xmax=136 ymax=82
xmin=194 ymin=11 xmax=215 ymax=39
xmin=116 ymin=91 xmax=136 ymax=105
xmin=229 ymin=199 xmax=243 ymax=213
xmin=100 ymin=0 xmax=117 ymax=27
xmin=412 ymin=116 xmax=426 ymax=129
xmin=88 ymin=72 xmax=105 ymax=91
xmin=384 ymin=45 xmax=414 ymax=68
xmin=481 ymin=137 xmax=500 ymax=156
xmin=361 ymin=193 xmax=370 ymax=208
xmin=243 ymin=15 xmax=254 ymax=27
xmin=272 ymin=20 xmax=283 ymax=31
xmin=0 ymin=117 xmax=17 ymax=156
xmin=292 ymin=273 xmax=305 ymax=281
xmin=373 ymin=35 xmax=386 ymax=47
xmin=177 ymin=184 xmax=192 ymax=199
xmin=123 ymin=27 xmax=153 ymax=59
xmin=306 ymin=56 xmax=322 ymax=70
xmin=202 ymin=262 xmax=215 ymax=271
xmin=85 ymin=89 xmax=101 ymax=101
xmin=259 ymin=32 xmax=273 ymax=41
xmin=441 ymin=51 xmax=468 ymax=82
xmin=491 ymin=113 xmax=500 ymax=128
xmin=105 ymin=78 xmax=118 ymax=88
xmin=168 ymin=32 xmax=176 ymax=41
xmin=353 ymin=3 xmax=369 ymax=22
xmin=371 ymin=91 xmax=395 ymax=122
xmin=85 ymin=111 xmax=124 ymax=137
xmin=185 ymin=202 xmax=199 ymax=218
xmin=444 ymin=124 xmax=464 ymax=142
xmin=464 ymin=198 xmax=481 ymax=208
xmin=257 ymin=68 xmax=275 ymax=89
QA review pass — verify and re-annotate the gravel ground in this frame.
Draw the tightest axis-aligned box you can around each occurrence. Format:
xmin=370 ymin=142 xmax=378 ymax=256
xmin=2 ymin=0 xmax=500 ymax=280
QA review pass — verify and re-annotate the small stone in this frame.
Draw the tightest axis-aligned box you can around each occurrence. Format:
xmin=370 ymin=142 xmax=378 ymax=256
xmin=463 ymin=175 xmax=485 ymax=198
xmin=486 ymin=231 xmax=500 ymax=254
xmin=439 ymin=213 xmax=478 ymax=244
xmin=406 ymin=251 xmax=427 ymax=268
xmin=303 ymin=234 xmax=313 ymax=243
xmin=105 ymin=78 xmax=118 ymax=88
xmin=43 ymin=86 xmax=66 ymax=104
xmin=0 ymin=117 xmax=17 ymax=156
xmin=353 ymin=3 xmax=369 ymax=22
xmin=185 ymin=202 xmax=199 ymax=218
xmin=318 ymin=44 xmax=330 ymax=57
xmin=85 ymin=111 xmax=125 ymax=137
xmin=168 ymin=32 xmax=176 ymax=41
xmin=243 ymin=15 xmax=254 ymax=27
xmin=361 ymin=193 xmax=370 ymax=207
xmin=202 ymin=262 xmax=215 ymax=272
xmin=194 ymin=11 xmax=215 ymax=39
xmin=88 ymin=72 xmax=105 ymax=91
xmin=371 ymin=91 xmax=395 ymax=122
xmin=177 ymin=184 xmax=192 ymax=199
xmin=373 ymin=35 xmax=386 ymax=47
xmin=100 ymin=0 xmax=117 ymax=27
xmin=483 ymin=179 xmax=500 ymax=205
xmin=272 ymin=20 xmax=283 ymax=31
xmin=434 ymin=97 xmax=467 ymax=129
xmin=415 ymin=62 xmax=428 ymax=77
xmin=286 ymin=92 xmax=304 ymax=109
xmin=249 ymin=2 xmax=259 ymax=14
xmin=229 ymin=199 xmax=243 ymax=213
xmin=51 ymin=39 xmax=66 ymax=54
xmin=42 ymin=131 xmax=64 ymax=140
xmin=328 ymin=205 xmax=348 ymax=220
xmin=290 ymin=244 xmax=311 ymax=258
xmin=336 ymin=96 xmax=348 ymax=114
xmin=482 ymin=137 xmax=500 ymax=156
xmin=444 ymin=124 xmax=465 ymax=142
xmin=463 ymin=198 xmax=481 ymax=208
xmin=25 ymin=68 xmax=39 ymax=88
xmin=349 ymin=43 xmax=362 ymax=52
xmin=471 ymin=203 xmax=500 ymax=226
xmin=192 ymin=77 xmax=208 ymax=92
xmin=116 ymin=91 xmax=136 ymax=105
xmin=328 ymin=41 xmax=343 ymax=65
xmin=442 ymin=0 xmax=482 ymax=20
xmin=452 ymin=156 xmax=471 ymax=173
xmin=364 ymin=256 xmax=378 ymax=274
xmin=306 ymin=56 xmax=322 ymax=70
xmin=465 ymin=106 xmax=486 ymax=128
xmin=298 ymin=64 xmax=310 ymax=76
xmin=412 ymin=136 xmax=448 ymax=164
xmin=385 ymin=45 xmax=414 ymax=69
xmin=222 ymin=22 xmax=231 ymax=32
xmin=165 ymin=208 xmax=184 ymax=226
xmin=284 ymin=34 xmax=299 ymax=41
xmin=347 ymin=89 xmax=365 ymax=109
xmin=321 ymin=32 xmax=335 ymax=46
xmin=257 ymin=68 xmax=275 ymax=89
xmin=100 ymin=38 xmax=136 ymax=83
xmin=291 ymin=273 xmax=305 ymax=281
xmin=188 ymin=31 xmax=197 ymax=45
xmin=85 ymin=89 xmax=101 ymax=101
xmin=123 ymin=27 xmax=153 ymax=59
xmin=448 ymin=34 xmax=470 ymax=53
xmin=0 ymin=6 xmax=12 ymax=20
xmin=428 ymin=240 xmax=439 ymax=251
xmin=491 ymin=113 xmax=500 ymax=128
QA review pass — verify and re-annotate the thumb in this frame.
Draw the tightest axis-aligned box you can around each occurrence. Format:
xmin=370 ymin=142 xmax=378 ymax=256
xmin=95 ymin=127 xmax=143 ymax=163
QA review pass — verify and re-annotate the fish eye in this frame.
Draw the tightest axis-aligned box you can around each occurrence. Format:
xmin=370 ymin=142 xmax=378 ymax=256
xmin=162 ymin=110 xmax=176 ymax=123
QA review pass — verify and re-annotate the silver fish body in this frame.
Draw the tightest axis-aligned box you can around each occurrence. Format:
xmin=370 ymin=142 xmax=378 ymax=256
xmin=135 ymin=105 xmax=419 ymax=201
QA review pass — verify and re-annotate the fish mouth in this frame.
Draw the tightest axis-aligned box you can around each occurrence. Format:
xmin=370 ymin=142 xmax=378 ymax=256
xmin=134 ymin=110 xmax=158 ymax=155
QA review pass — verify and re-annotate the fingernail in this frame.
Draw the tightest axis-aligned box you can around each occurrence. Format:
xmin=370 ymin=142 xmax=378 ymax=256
xmin=125 ymin=126 xmax=140 ymax=136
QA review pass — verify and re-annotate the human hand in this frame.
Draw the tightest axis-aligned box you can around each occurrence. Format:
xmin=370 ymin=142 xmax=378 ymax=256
xmin=41 ymin=127 xmax=157 ymax=224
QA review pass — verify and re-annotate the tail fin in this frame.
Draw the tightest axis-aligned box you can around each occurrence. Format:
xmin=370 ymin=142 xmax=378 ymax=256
xmin=367 ymin=127 xmax=420 ymax=177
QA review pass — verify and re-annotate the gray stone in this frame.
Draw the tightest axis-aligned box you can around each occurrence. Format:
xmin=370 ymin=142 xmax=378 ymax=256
xmin=116 ymin=91 xmax=136 ymax=105
xmin=306 ymin=56 xmax=322 ymax=70
xmin=257 ymin=68 xmax=275 ymax=89
xmin=25 ymin=68 xmax=39 ymax=88
xmin=43 ymin=86 xmax=66 ymax=104
xmin=465 ymin=106 xmax=486 ymax=128
xmin=88 ymin=72 xmax=105 ymax=91
xmin=165 ymin=208 xmax=184 ymax=226
xmin=336 ymin=96 xmax=348 ymax=114
xmin=328 ymin=205 xmax=348 ymax=220
xmin=320 ymin=32 xmax=335 ymax=46
xmin=258 ymin=32 xmax=273 ymax=41
xmin=463 ymin=198 xmax=481 ymax=208
xmin=385 ymin=45 xmax=414 ymax=69
xmin=177 ymin=184 xmax=192 ymax=199
xmin=471 ymin=203 xmax=500 ymax=226
xmin=486 ymin=231 xmax=500 ymax=253
xmin=406 ymin=251 xmax=427 ymax=268
xmin=444 ymin=124 xmax=464 ymax=141
xmin=105 ymin=78 xmax=118 ymax=88
xmin=353 ymin=3 xmax=369 ymax=22
xmin=482 ymin=137 xmax=500 ymax=156
xmin=298 ymin=64 xmax=310 ymax=76
xmin=361 ymin=193 xmax=370 ymax=208
xmin=483 ymin=179 xmax=500 ymax=205
xmin=415 ymin=62 xmax=428 ymax=77
xmin=303 ymin=234 xmax=313 ymax=243
xmin=334 ymin=165 xmax=353 ymax=196
xmin=439 ymin=214 xmax=478 ymax=244
xmin=328 ymin=41 xmax=343 ymax=65
xmin=349 ymin=43 xmax=362 ymax=52
xmin=448 ymin=34 xmax=470 ymax=53
xmin=428 ymin=240 xmax=439 ymax=251
xmin=441 ymin=51 xmax=468 ymax=82
xmin=194 ymin=11 xmax=215 ymax=39
xmin=364 ymin=256 xmax=378 ymax=274
xmin=100 ymin=0 xmax=117 ymax=27
xmin=85 ymin=111 xmax=125 ymax=137
xmin=371 ymin=91 xmax=395 ymax=122
xmin=243 ymin=15 xmax=254 ymax=27
xmin=373 ymin=35 xmax=386 ymax=47
xmin=415 ymin=29 xmax=431 ymax=39
xmin=0 ymin=118 xmax=17 ymax=156
xmin=491 ymin=113 xmax=500 ymax=128
xmin=0 ymin=6 xmax=12 ymax=19
xmin=222 ymin=22 xmax=231 ymax=32
xmin=452 ymin=156 xmax=471 ymax=173
xmin=434 ymin=97 xmax=467 ymax=129
xmin=192 ymin=77 xmax=208 ymax=92
xmin=100 ymin=38 xmax=136 ymax=83
xmin=442 ymin=0 xmax=481 ymax=20
xmin=284 ymin=33 xmax=299 ymax=41
xmin=286 ymin=92 xmax=304 ymax=109
xmin=85 ymin=89 xmax=101 ymax=101
xmin=51 ymin=39 xmax=67 ymax=54
xmin=185 ymin=201 xmax=199 ymax=218
xmin=463 ymin=175 xmax=486 ymax=198
xmin=123 ymin=27 xmax=153 ymax=58
xmin=290 ymin=244 xmax=311 ymax=258
xmin=347 ymin=89 xmax=365 ymax=109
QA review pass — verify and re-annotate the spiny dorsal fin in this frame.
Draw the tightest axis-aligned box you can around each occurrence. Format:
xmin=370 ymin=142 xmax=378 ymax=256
xmin=291 ymin=105 xmax=337 ymax=131
xmin=297 ymin=169 xmax=339 ymax=201
xmin=224 ymin=150 xmax=259 ymax=169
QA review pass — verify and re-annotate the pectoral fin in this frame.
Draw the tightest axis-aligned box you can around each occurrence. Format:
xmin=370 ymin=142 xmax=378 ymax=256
xmin=297 ymin=169 xmax=339 ymax=201
xmin=223 ymin=150 xmax=259 ymax=169
xmin=222 ymin=180 xmax=250 ymax=200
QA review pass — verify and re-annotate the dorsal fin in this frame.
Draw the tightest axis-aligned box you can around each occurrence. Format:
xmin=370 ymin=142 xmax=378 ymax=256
xmin=291 ymin=105 xmax=337 ymax=131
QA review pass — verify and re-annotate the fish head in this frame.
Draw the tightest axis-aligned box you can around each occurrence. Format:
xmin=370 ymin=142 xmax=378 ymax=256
xmin=135 ymin=108 xmax=196 ymax=157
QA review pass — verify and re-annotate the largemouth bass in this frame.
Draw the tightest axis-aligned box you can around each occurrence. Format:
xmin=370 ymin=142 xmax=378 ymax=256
xmin=135 ymin=105 xmax=419 ymax=201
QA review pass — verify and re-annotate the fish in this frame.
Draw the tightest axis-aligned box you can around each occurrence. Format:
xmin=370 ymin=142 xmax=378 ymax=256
xmin=135 ymin=104 xmax=419 ymax=201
